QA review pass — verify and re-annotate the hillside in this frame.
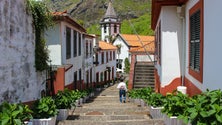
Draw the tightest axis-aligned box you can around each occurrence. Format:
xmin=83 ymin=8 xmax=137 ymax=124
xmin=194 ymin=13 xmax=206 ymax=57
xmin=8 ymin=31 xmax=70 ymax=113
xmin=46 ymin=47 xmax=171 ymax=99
xmin=43 ymin=0 xmax=153 ymax=35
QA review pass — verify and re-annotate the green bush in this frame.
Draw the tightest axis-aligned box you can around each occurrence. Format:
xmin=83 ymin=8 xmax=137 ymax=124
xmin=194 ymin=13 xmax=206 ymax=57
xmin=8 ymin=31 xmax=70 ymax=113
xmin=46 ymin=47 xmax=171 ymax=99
xmin=31 ymin=96 xmax=58 ymax=119
xmin=148 ymin=92 xmax=165 ymax=108
xmin=0 ymin=102 xmax=33 ymax=125
xmin=182 ymin=89 xmax=222 ymax=125
xmin=54 ymin=88 xmax=73 ymax=109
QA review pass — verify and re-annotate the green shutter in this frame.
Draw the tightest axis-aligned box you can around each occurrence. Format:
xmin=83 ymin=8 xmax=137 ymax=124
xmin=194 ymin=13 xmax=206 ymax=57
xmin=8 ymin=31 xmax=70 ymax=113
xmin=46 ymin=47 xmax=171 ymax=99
xmin=189 ymin=10 xmax=200 ymax=71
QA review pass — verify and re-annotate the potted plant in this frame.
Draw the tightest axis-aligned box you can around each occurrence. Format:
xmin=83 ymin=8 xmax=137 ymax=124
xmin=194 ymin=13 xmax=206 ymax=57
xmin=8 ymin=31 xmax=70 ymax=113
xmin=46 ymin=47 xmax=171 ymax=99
xmin=70 ymin=90 xmax=82 ymax=107
xmin=30 ymin=96 xmax=58 ymax=125
xmin=146 ymin=92 xmax=165 ymax=119
xmin=54 ymin=88 xmax=73 ymax=121
xmin=0 ymin=102 xmax=33 ymax=125
xmin=161 ymin=91 xmax=190 ymax=125
xmin=96 ymin=84 xmax=101 ymax=91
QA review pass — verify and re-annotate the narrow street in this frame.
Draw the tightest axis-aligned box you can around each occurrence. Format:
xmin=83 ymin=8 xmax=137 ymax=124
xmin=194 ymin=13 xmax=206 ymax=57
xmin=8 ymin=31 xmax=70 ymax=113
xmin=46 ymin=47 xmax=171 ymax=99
xmin=58 ymin=83 xmax=164 ymax=125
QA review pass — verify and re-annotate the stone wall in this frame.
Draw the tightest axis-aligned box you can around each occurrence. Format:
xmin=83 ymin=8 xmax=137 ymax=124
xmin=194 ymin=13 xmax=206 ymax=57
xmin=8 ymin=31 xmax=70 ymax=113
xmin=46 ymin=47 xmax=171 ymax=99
xmin=0 ymin=0 xmax=45 ymax=103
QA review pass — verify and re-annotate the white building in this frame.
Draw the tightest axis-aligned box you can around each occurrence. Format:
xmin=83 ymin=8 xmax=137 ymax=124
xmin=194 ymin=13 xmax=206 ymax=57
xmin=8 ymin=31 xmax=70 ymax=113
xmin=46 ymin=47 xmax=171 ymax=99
xmin=152 ymin=0 xmax=222 ymax=96
xmin=94 ymin=41 xmax=117 ymax=87
xmin=113 ymin=34 xmax=155 ymax=72
xmin=45 ymin=11 xmax=87 ymax=92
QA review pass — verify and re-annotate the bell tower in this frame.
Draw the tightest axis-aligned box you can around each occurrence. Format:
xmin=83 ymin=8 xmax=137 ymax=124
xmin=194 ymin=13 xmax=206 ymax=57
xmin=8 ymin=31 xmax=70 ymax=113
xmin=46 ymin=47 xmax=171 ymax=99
xmin=100 ymin=1 xmax=121 ymax=43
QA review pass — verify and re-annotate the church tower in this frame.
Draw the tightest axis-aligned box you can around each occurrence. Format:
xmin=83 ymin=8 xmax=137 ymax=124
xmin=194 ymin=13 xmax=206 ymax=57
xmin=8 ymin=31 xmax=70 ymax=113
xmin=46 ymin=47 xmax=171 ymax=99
xmin=100 ymin=1 xmax=121 ymax=43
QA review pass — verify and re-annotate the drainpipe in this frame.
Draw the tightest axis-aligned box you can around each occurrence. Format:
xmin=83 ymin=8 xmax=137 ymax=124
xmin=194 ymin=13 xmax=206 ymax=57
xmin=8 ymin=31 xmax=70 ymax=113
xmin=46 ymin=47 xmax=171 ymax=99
xmin=177 ymin=6 xmax=187 ymax=94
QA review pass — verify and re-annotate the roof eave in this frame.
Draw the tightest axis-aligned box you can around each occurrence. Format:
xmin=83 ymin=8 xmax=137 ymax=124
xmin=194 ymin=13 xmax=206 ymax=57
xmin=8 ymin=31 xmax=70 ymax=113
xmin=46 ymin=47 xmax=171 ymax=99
xmin=151 ymin=0 xmax=188 ymax=30
xmin=53 ymin=15 xmax=86 ymax=32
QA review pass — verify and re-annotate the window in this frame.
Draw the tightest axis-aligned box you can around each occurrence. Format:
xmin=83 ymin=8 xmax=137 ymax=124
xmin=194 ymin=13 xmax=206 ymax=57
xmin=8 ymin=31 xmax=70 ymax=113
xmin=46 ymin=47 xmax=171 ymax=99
xmin=73 ymin=71 xmax=77 ymax=90
xmin=102 ymin=52 xmax=104 ymax=64
xmin=154 ymin=21 xmax=161 ymax=65
xmin=96 ymin=53 xmax=99 ymax=65
xmin=104 ymin=25 xmax=107 ymax=33
xmin=110 ymin=51 xmax=112 ymax=61
xmin=114 ymin=25 xmax=117 ymax=33
xmin=100 ymin=72 xmax=103 ymax=82
xmin=79 ymin=33 xmax=81 ymax=56
xmin=189 ymin=0 xmax=203 ymax=82
xmin=189 ymin=10 xmax=200 ymax=71
xmin=113 ymin=51 xmax=115 ymax=60
xmin=116 ymin=59 xmax=122 ymax=69
xmin=90 ymin=42 xmax=92 ymax=56
xmin=73 ymin=30 xmax=77 ymax=57
xmin=79 ymin=69 xmax=82 ymax=90
xmin=106 ymin=51 xmax=108 ymax=63
xmin=66 ymin=27 xmax=71 ymax=59
xmin=86 ymin=41 xmax=88 ymax=58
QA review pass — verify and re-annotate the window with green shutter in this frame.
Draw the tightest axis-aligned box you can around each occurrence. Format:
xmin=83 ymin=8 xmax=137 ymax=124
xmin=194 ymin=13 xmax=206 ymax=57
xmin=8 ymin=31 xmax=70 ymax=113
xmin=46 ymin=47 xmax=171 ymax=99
xmin=189 ymin=10 xmax=200 ymax=72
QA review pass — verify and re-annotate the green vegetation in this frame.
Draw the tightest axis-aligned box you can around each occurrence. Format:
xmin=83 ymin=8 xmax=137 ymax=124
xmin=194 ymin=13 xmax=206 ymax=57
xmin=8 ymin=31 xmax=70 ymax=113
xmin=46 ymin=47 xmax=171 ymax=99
xmin=43 ymin=0 xmax=153 ymax=35
xmin=128 ymin=88 xmax=222 ymax=125
xmin=0 ymin=102 xmax=33 ymax=125
xmin=26 ymin=0 xmax=53 ymax=71
xmin=31 ymin=96 xmax=58 ymax=119
xmin=121 ymin=14 xmax=154 ymax=36
xmin=124 ymin=58 xmax=130 ymax=74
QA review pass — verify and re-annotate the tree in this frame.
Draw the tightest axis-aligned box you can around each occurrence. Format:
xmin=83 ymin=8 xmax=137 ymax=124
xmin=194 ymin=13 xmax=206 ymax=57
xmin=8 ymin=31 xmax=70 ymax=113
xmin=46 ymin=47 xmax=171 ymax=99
xmin=124 ymin=58 xmax=130 ymax=74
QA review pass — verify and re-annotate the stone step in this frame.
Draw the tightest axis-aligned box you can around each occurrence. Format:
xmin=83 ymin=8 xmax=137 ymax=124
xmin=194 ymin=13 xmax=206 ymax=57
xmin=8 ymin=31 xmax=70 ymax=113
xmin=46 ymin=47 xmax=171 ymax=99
xmin=134 ymin=72 xmax=154 ymax=75
xmin=58 ymin=119 xmax=164 ymax=125
xmin=71 ymin=108 xmax=149 ymax=116
xmin=134 ymin=85 xmax=155 ymax=89
xmin=66 ymin=115 xmax=149 ymax=121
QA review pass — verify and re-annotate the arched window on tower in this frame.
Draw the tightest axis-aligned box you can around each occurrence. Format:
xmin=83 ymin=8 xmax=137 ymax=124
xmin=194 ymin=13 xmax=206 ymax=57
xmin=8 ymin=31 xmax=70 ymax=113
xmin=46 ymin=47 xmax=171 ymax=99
xmin=114 ymin=24 xmax=117 ymax=33
xmin=104 ymin=25 xmax=107 ymax=33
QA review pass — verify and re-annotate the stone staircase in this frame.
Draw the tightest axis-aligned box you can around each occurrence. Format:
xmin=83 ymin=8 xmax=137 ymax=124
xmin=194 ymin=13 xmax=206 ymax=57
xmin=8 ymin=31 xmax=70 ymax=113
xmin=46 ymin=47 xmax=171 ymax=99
xmin=58 ymin=84 xmax=164 ymax=125
xmin=133 ymin=62 xmax=155 ymax=89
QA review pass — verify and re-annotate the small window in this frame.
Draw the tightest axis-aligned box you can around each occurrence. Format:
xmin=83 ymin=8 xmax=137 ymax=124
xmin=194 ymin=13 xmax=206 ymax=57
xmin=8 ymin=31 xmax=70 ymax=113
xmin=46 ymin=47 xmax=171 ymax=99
xmin=104 ymin=25 xmax=107 ymax=33
xmin=66 ymin=27 xmax=71 ymax=59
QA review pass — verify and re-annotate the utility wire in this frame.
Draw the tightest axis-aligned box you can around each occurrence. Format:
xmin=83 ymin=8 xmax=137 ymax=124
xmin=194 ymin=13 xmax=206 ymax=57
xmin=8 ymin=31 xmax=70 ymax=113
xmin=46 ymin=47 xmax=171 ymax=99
xmin=125 ymin=7 xmax=153 ymax=62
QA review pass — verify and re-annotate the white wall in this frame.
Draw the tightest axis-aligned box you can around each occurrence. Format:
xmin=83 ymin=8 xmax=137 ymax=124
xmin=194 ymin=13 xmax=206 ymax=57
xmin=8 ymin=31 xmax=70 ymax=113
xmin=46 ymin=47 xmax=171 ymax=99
xmin=0 ymin=0 xmax=45 ymax=103
xmin=136 ymin=55 xmax=154 ymax=62
xmin=160 ymin=6 xmax=182 ymax=87
xmin=46 ymin=24 xmax=62 ymax=65
xmin=202 ymin=0 xmax=222 ymax=90
xmin=113 ymin=37 xmax=129 ymax=71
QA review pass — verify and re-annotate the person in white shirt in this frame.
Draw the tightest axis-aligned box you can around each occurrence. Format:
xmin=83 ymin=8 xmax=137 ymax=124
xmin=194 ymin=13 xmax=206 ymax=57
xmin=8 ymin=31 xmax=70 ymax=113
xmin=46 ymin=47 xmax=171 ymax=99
xmin=117 ymin=79 xmax=127 ymax=103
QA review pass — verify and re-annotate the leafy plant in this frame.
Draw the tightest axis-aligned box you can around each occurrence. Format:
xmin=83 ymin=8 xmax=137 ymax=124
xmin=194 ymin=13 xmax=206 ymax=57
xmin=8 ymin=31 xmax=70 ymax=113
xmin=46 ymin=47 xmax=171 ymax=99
xmin=26 ymin=0 xmax=53 ymax=71
xmin=31 ymin=96 xmax=58 ymax=119
xmin=182 ymin=89 xmax=222 ymax=125
xmin=54 ymin=89 xmax=73 ymax=109
xmin=128 ymin=87 xmax=154 ymax=100
xmin=80 ymin=90 xmax=88 ymax=98
xmin=147 ymin=92 xmax=165 ymax=108
xmin=161 ymin=91 xmax=190 ymax=117
xmin=0 ymin=102 xmax=33 ymax=125
xmin=124 ymin=58 xmax=130 ymax=74
xmin=70 ymin=90 xmax=82 ymax=102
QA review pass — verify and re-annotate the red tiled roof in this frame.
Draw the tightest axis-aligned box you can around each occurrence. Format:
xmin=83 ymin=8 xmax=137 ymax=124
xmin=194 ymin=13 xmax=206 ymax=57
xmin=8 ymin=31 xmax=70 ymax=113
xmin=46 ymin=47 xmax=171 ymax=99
xmin=120 ymin=34 xmax=155 ymax=47
xmin=99 ymin=41 xmax=117 ymax=50
xmin=129 ymin=41 xmax=155 ymax=53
